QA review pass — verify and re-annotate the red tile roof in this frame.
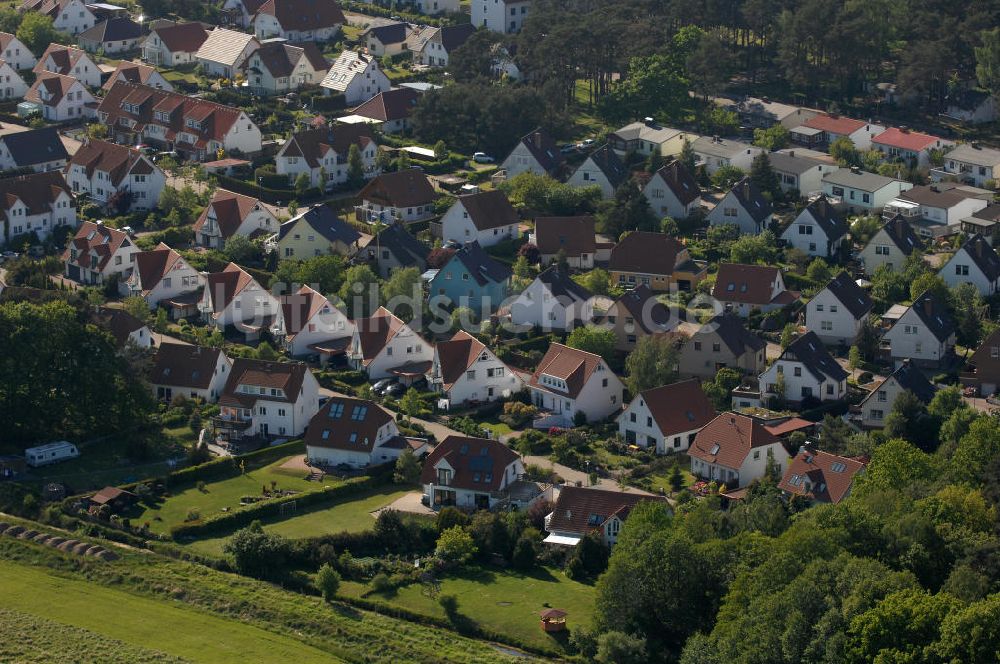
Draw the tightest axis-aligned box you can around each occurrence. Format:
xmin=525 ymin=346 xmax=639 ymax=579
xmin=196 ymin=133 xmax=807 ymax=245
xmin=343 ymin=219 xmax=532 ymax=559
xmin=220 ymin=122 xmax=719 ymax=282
xmin=687 ymin=412 xmax=781 ymax=470
xmin=777 ymin=448 xmax=865 ymax=503
xmin=872 ymin=127 xmax=944 ymax=152
xmin=420 ymin=435 xmax=520 ymax=492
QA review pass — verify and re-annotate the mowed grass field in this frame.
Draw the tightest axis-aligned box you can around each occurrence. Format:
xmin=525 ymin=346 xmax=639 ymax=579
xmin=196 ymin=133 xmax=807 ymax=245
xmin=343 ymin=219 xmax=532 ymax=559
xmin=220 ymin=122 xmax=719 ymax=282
xmin=0 ymin=562 xmax=342 ymax=664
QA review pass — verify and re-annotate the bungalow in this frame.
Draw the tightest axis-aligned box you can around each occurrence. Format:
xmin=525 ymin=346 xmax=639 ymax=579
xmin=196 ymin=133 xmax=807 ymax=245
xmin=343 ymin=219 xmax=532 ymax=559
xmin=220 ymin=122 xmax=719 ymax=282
xmin=0 ymin=60 xmax=27 ymax=99
xmin=509 ymin=266 xmax=594 ymax=331
xmin=872 ymin=127 xmax=955 ymax=168
xmin=349 ymin=87 xmax=419 ymax=134
xmin=0 ymin=127 xmax=68 ymax=173
xmin=706 ymin=177 xmax=773 ymax=234
xmin=123 ymin=243 xmax=204 ymax=310
xmin=601 ymin=284 xmax=680 ymax=351
xmin=501 ymin=128 xmax=565 ymax=179
xmin=780 ymin=195 xmax=848 ymax=258
xmin=150 ymin=343 xmax=231 ymax=402
xmin=65 ymin=139 xmax=165 ymax=211
xmin=94 ymin=306 xmax=152 ymax=349
xmin=356 ymin=168 xmax=436 ymax=224
xmin=678 ymin=313 xmax=766 ymax=380
xmin=0 ymin=32 xmax=37 ymax=70
xmin=642 ymin=159 xmax=701 ymax=220
xmin=362 ymin=223 xmax=429 ymax=277
xmin=320 ymin=50 xmax=390 ymax=105
xmin=429 ymin=329 xmax=524 ymax=405
xmin=274 ymin=204 xmax=362 ymax=259
xmin=305 ymin=397 xmax=421 ymax=469
xmin=609 ymin=120 xmax=699 ymax=157
xmin=768 ymin=149 xmax=839 ymax=197
xmin=939 ymin=233 xmax=1000 ymax=296
xmin=272 ymin=284 xmax=355 ymax=360
xmin=141 ymin=22 xmax=209 ymax=67
xmin=33 ymin=44 xmax=101 ymax=88
xmin=805 ymin=271 xmax=874 ymax=346
xmin=194 ymin=28 xmax=259 ymax=79
xmin=777 ymin=446 xmax=866 ymax=504
xmin=440 ymin=190 xmax=519 ymax=248
xmin=253 ymin=0 xmax=344 ymax=41
xmin=527 ymin=343 xmax=625 ymax=427
xmin=421 ymin=435 xmax=525 ymax=510
xmin=960 ymin=328 xmax=1000 ymax=396
xmin=934 ymin=143 xmax=1000 ymax=188
xmin=566 ymin=144 xmax=628 ymax=198
xmin=859 ymin=215 xmax=923 ymax=274
xmin=348 ymin=306 xmax=434 ymax=380
xmin=63 ymin=221 xmax=137 ymax=284
xmin=883 ymin=290 xmax=956 ymax=368
xmin=25 ymin=73 xmax=95 ymax=122
xmin=543 ymin=486 xmax=667 ymax=548
xmin=428 ymin=241 xmax=511 ymax=314
xmin=822 ymin=169 xmax=912 ymax=216
xmin=731 ymin=96 xmax=817 ymax=129
xmin=609 ymin=231 xmax=707 ymax=292
xmin=362 ymin=22 xmax=409 ymax=57
xmin=856 ymin=359 xmax=935 ymax=429
xmin=759 ymin=331 xmax=848 ymax=406
xmin=712 ymin=263 xmax=800 ymax=317
xmin=687 ymin=412 xmax=791 ymax=488
xmin=198 ymin=262 xmax=280 ymax=338
xmin=796 ymin=114 xmax=884 ymax=150
xmin=246 ymin=41 xmax=328 ymax=96
xmin=617 ymin=379 xmax=716 ymax=454
xmin=101 ymin=61 xmax=173 ymax=92
xmin=691 ymin=136 xmax=762 ymax=175
xmin=275 ymin=124 xmax=378 ymax=189
xmin=77 ymin=17 xmax=143 ymax=54
xmin=532 ymin=216 xmax=596 ymax=269
xmin=193 ymin=189 xmax=278 ymax=249
xmin=215 ymin=358 xmax=320 ymax=443
xmin=411 ymin=23 xmax=476 ymax=67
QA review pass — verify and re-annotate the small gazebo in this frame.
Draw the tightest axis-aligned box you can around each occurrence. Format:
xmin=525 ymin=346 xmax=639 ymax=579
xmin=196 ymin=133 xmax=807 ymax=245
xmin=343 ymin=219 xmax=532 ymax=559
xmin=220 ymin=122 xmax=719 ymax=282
xmin=539 ymin=608 xmax=568 ymax=633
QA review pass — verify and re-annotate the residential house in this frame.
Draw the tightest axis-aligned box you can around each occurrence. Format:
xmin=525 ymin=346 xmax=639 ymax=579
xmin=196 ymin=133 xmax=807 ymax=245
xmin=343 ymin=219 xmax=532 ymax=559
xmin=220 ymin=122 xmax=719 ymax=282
xmin=349 ymin=87 xmax=419 ymax=133
xmin=65 ymin=139 xmax=165 ymax=211
xmin=194 ymin=28 xmax=259 ymax=79
xmin=780 ymin=195 xmax=848 ymax=258
xmin=501 ymin=128 xmax=565 ymax=179
xmin=0 ymin=60 xmax=27 ymax=99
xmin=882 ymin=290 xmax=956 ymax=368
xmin=193 ymin=188 xmax=278 ymax=249
xmin=822 ymin=169 xmax=912 ymax=215
xmin=0 ymin=32 xmax=36 ymax=70
xmin=706 ymin=177 xmax=773 ymax=234
xmin=362 ymin=223 xmax=429 ymax=277
xmin=274 ymin=204 xmax=361 ymax=259
xmin=246 ymin=41 xmax=328 ymax=95
xmin=601 ymin=284 xmax=680 ymax=351
xmin=94 ymin=306 xmax=152 ymax=349
xmin=421 ymin=435 xmax=525 ymax=510
xmin=858 ymin=215 xmax=923 ymax=274
xmin=617 ymin=379 xmax=716 ymax=454
xmin=356 ymin=168 xmax=436 ymax=224
xmin=411 ymin=23 xmax=475 ymax=67
xmin=215 ymin=358 xmax=320 ymax=442
xmin=609 ymin=231 xmax=707 ymax=292
xmin=527 ymin=343 xmax=625 ymax=427
xmin=960 ymin=328 xmax=1000 ymax=396
xmin=98 ymin=82 xmax=263 ymax=161
xmin=272 ymin=285 xmax=355 ymax=360
xmin=275 ymin=124 xmax=377 ymax=189
xmin=198 ymin=262 xmax=280 ymax=339
xmin=348 ymin=306 xmax=434 ymax=380
xmin=856 ymin=359 xmax=935 ymax=429
xmin=609 ymin=120 xmax=699 ymax=157
xmin=760 ymin=331 xmax=848 ymax=406
xmin=63 ymin=221 xmax=136 ymax=284
xmin=566 ymin=144 xmax=628 ymax=198
xmin=509 ymin=266 xmax=594 ymax=331
xmin=678 ymin=313 xmax=766 ymax=380
xmin=691 ymin=136 xmax=762 ymax=175
xmin=33 ymin=44 xmax=101 ymax=88
xmin=796 ymin=114 xmax=884 ymax=150
xmin=543 ymin=486 xmax=667 ymax=547
xmin=101 ymin=61 xmax=173 ymax=92
xmin=687 ymin=412 xmax=791 ymax=488
xmin=934 ymin=143 xmax=1000 ymax=188
xmin=731 ymin=96 xmax=817 ymax=129
xmin=943 ymin=89 xmax=998 ymax=125
xmin=141 ymin=22 xmax=209 ymax=66
xmin=806 ymin=271 xmax=874 ymax=345
xmin=363 ymin=22 xmax=409 ymax=56
xmin=472 ymin=0 xmax=531 ymax=33
xmin=20 ymin=0 xmax=97 ymax=35
xmin=0 ymin=171 xmax=73 ymax=244
xmin=712 ymin=263 xmax=800 ymax=317
xmin=305 ymin=397 xmax=421 ymax=469
xmin=0 ymin=128 xmax=67 ymax=173
xmin=769 ymin=149 xmax=839 ymax=197
xmin=440 ymin=189 xmax=519 ymax=248
xmin=253 ymin=0 xmax=344 ymax=41
xmin=428 ymin=240 xmax=511 ymax=314
xmin=429 ymin=329 xmax=524 ymax=405
xmin=532 ymin=215 xmax=596 ymax=269
xmin=778 ymin=446 xmax=866 ymax=504
xmin=872 ymin=127 xmax=955 ymax=168
xmin=150 ymin=343 xmax=231 ymax=402
xmin=320 ymin=50 xmax=390 ymax=105
xmin=123 ymin=243 xmax=204 ymax=310
xmin=642 ymin=159 xmax=701 ymax=220
xmin=25 ymin=72 xmax=95 ymax=122
xmin=939 ymin=233 xmax=1000 ymax=296
xmin=884 ymin=183 xmax=992 ymax=238
xmin=77 ymin=17 xmax=143 ymax=54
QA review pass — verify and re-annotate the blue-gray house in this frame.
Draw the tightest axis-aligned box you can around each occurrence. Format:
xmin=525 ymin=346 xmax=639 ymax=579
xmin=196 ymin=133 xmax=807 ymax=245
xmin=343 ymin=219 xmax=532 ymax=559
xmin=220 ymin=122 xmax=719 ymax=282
xmin=428 ymin=241 xmax=511 ymax=315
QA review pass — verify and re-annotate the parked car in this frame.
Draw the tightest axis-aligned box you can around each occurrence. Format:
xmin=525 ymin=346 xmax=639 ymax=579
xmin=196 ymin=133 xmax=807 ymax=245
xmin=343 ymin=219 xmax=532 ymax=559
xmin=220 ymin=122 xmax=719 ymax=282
xmin=472 ymin=152 xmax=494 ymax=163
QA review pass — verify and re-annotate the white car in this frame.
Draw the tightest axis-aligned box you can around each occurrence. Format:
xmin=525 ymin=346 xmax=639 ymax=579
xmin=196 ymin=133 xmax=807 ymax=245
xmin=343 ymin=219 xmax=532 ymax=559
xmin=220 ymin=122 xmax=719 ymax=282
xmin=472 ymin=152 xmax=495 ymax=164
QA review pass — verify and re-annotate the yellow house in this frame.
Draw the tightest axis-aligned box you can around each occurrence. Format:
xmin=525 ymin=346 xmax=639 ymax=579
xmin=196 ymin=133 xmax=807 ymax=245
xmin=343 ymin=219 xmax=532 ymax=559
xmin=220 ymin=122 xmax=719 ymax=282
xmin=274 ymin=204 xmax=362 ymax=260
xmin=608 ymin=231 xmax=707 ymax=292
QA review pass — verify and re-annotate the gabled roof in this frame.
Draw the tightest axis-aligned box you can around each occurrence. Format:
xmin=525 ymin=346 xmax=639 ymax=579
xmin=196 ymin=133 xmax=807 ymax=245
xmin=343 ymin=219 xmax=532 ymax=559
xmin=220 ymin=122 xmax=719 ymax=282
xmin=62 ymin=219 xmax=130 ymax=272
xmin=608 ymin=284 xmax=675 ymax=334
xmin=820 ymin=271 xmax=873 ymax=319
xmin=195 ymin=28 xmax=258 ymax=67
xmin=535 ymin=266 xmax=592 ymax=303
xmin=529 ymin=342 xmax=605 ymax=399
xmin=255 ymin=0 xmax=345 ymax=31
xmin=204 ymin=262 xmax=257 ymax=312
xmin=712 ymin=263 xmax=785 ymax=305
xmin=902 ymin=290 xmax=955 ymax=343
xmin=219 ymin=358 xmax=309 ymax=407
xmin=632 ymin=378 xmax=716 ymax=438
xmin=193 ymin=188 xmax=269 ymax=239
xmin=802 ymin=114 xmax=868 ymax=136
xmin=954 ymin=233 xmax=1000 ymax=282
xmin=94 ymin=306 xmax=147 ymax=346
xmin=873 ymin=127 xmax=946 ymax=152
xmin=778 ymin=448 xmax=865 ymax=503
xmin=873 ymin=215 xmax=922 ymax=256
xmin=67 ymin=139 xmax=155 ymax=187
xmin=358 ymin=167 xmax=435 ymax=208
xmin=515 ymin=128 xmax=564 ymax=175
xmin=434 ymin=330 xmax=488 ymax=389
xmin=79 ymin=17 xmax=141 ymax=43
xmin=0 ymin=128 xmax=68 ymax=168
xmin=420 ymin=435 xmax=520 ymax=492
xmin=373 ymin=223 xmax=429 ymax=265
xmin=278 ymin=204 xmax=360 ymax=246
xmin=687 ymin=412 xmax=780 ymax=470
xmin=798 ymin=195 xmax=847 ymax=239
xmin=151 ymin=342 xmax=224 ymax=389
xmin=456 ymin=189 xmax=518 ymax=231
xmin=322 ymin=50 xmax=376 ymax=92
xmin=581 ymin=143 xmax=627 ymax=189
xmin=304 ymin=396 xmax=394 ymax=453
xmin=351 ymin=87 xmax=419 ymax=122
xmin=727 ymin=176 xmax=772 ymax=224
xmin=652 ymin=159 xmax=699 ymax=206
xmin=149 ymin=22 xmax=209 ymax=54
xmin=132 ymin=243 xmax=185 ymax=294
xmin=778 ymin=331 xmax=848 ymax=383
xmin=101 ymin=61 xmax=168 ymax=92
xmin=534 ymin=216 xmax=595 ymax=257
xmin=446 ymin=241 xmax=512 ymax=286
xmin=609 ymin=231 xmax=685 ymax=275
xmin=546 ymin=486 xmax=665 ymax=536
xmin=280 ymin=124 xmax=374 ymax=168
xmin=689 ymin=314 xmax=766 ymax=357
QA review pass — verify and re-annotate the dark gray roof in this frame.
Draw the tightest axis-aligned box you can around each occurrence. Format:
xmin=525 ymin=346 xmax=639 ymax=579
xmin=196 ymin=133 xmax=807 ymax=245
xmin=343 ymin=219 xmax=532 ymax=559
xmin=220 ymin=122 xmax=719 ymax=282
xmin=729 ymin=176 xmax=772 ymax=224
xmin=781 ymin=331 xmax=848 ymax=383
xmin=958 ymin=233 xmax=1000 ymax=281
xmin=536 ymin=265 xmax=592 ymax=303
xmin=279 ymin=204 xmax=360 ymax=246
xmin=801 ymin=195 xmax=848 ymax=240
xmin=697 ymin=313 xmax=766 ymax=357
xmin=822 ymin=271 xmax=873 ymax=319
xmin=878 ymin=215 xmax=923 ymax=256
xmin=585 ymin=144 xmax=628 ymax=189
xmin=888 ymin=361 xmax=937 ymax=403
xmin=0 ymin=128 xmax=68 ymax=168
xmin=907 ymin=290 xmax=955 ymax=342
xmin=375 ymin=223 xmax=429 ymax=266
xmin=654 ymin=159 xmax=699 ymax=206
xmin=450 ymin=241 xmax=511 ymax=286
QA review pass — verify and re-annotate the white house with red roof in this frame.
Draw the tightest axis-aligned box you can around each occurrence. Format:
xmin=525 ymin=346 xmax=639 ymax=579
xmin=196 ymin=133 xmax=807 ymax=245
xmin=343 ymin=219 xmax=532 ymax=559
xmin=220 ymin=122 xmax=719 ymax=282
xmin=65 ymin=139 xmax=165 ymax=211
xmin=25 ymin=72 xmax=95 ymax=122
xmin=778 ymin=445 xmax=865 ymax=504
xmin=872 ymin=127 xmax=955 ymax=168
xmin=271 ymin=284 xmax=355 ymax=360
xmin=0 ymin=171 xmax=75 ymax=246
xmin=123 ymin=243 xmax=204 ymax=310
xmin=215 ymin=358 xmax=320 ymax=442
xmin=421 ymin=435 xmax=525 ymax=510
xmin=616 ymin=379 xmax=717 ymax=454
xmin=197 ymin=262 xmax=279 ymax=338
xmin=429 ymin=330 xmax=524 ymax=405
xmin=348 ymin=306 xmax=434 ymax=380
xmin=528 ymin=342 xmax=625 ymax=428
xmin=305 ymin=396 xmax=425 ymax=469
xmin=687 ymin=412 xmax=791 ymax=488
xmin=795 ymin=114 xmax=884 ymax=150
xmin=63 ymin=221 xmax=138 ymax=284
xmin=193 ymin=189 xmax=278 ymax=249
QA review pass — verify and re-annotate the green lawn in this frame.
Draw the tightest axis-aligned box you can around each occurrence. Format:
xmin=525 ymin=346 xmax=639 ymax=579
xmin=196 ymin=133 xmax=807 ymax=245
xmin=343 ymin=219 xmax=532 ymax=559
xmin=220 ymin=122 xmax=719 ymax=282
xmin=0 ymin=561 xmax=342 ymax=663
xmin=350 ymin=566 xmax=596 ymax=652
